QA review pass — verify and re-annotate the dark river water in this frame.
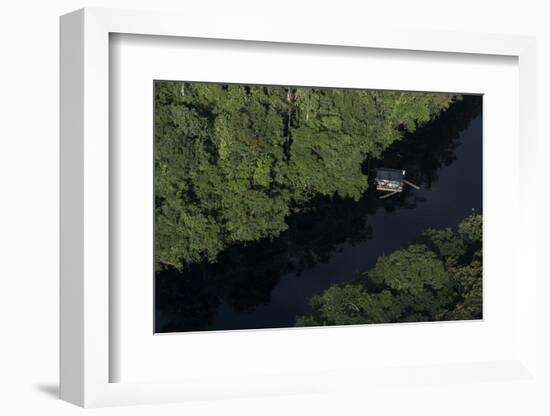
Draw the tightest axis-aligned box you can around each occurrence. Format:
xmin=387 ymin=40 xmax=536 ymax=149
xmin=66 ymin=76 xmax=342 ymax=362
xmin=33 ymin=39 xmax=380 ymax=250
xmin=155 ymin=95 xmax=482 ymax=333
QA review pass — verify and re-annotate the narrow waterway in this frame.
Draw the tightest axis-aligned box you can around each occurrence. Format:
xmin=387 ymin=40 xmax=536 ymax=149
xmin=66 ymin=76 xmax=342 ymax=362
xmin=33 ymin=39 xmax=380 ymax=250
xmin=155 ymin=95 xmax=482 ymax=333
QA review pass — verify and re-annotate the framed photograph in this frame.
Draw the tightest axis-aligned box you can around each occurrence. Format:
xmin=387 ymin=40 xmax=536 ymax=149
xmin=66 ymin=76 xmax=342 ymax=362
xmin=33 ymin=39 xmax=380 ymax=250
xmin=60 ymin=8 xmax=538 ymax=408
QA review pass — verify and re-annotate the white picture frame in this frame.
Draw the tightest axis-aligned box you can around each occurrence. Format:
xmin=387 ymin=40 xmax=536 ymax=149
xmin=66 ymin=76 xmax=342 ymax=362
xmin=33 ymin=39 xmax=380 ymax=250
xmin=60 ymin=7 xmax=538 ymax=408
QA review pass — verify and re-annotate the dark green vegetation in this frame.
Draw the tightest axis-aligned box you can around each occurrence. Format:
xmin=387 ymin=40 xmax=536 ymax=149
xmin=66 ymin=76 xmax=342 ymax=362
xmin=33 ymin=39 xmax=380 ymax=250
xmin=296 ymin=213 xmax=482 ymax=326
xmin=155 ymin=81 xmax=458 ymax=271
xmin=155 ymin=82 xmax=483 ymax=332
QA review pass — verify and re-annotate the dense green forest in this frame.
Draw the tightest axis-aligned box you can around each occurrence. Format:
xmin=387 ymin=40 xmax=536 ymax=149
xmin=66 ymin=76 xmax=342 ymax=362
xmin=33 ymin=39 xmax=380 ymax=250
xmin=296 ymin=213 xmax=482 ymax=326
xmin=154 ymin=81 xmax=459 ymax=271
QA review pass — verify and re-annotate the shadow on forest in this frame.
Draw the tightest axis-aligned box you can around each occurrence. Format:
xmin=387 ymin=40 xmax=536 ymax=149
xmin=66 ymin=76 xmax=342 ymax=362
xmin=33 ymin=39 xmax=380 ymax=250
xmin=155 ymin=95 xmax=482 ymax=333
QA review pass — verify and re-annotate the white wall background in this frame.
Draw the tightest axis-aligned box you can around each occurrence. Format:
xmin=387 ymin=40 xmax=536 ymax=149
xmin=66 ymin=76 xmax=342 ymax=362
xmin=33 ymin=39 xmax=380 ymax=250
xmin=0 ymin=0 xmax=548 ymax=414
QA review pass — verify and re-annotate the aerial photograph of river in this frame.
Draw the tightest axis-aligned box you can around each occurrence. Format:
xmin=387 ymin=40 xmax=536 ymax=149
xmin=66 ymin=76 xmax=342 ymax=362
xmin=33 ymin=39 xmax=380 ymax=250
xmin=153 ymin=82 xmax=482 ymax=333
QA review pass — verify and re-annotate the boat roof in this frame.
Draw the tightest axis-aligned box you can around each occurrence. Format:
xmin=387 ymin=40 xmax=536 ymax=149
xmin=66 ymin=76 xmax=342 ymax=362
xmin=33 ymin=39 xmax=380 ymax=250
xmin=375 ymin=168 xmax=404 ymax=182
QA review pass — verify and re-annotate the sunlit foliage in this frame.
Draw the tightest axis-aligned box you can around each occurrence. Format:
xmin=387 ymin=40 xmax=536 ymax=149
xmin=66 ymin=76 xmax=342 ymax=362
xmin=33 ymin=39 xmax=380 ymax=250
xmin=155 ymin=81 xmax=457 ymax=270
